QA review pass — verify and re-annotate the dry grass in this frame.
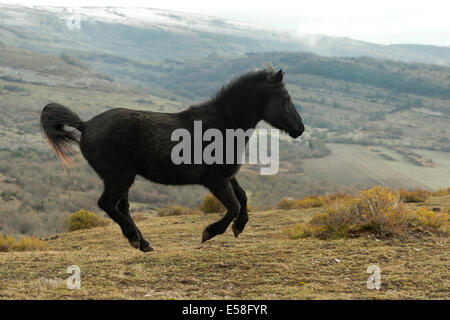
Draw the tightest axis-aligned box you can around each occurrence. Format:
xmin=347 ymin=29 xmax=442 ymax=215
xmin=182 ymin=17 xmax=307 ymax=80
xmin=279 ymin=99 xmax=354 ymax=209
xmin=432 ymin=187 xmax=450 ymax=197
xmin=278 ymin=193 xmax=350 ymax=210
xmin=156 ymin=205 xmax=202 ymax=217
xmin=284 ymin=186 xmax=449 ymax=240
xmin=0 ymin=194 xmax=448 ymax=299
xmin=0 ymin=234 xmax=46 ymax=252
xmin=399 ymin=188 xmax=431 ymax=203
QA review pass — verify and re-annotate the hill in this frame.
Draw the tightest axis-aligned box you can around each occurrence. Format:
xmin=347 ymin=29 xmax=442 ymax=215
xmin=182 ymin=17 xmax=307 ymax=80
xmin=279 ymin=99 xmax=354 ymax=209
xmin=1 ymin=4 xmax=450 ymax=66
xmin=1 ymin=45 xmax=450 ymax=237
xmin=0 ymin=194 xmax=449 ymax=299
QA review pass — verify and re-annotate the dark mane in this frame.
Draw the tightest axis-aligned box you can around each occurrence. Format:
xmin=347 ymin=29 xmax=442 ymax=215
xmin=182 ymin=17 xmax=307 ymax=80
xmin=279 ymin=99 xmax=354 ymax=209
xmin=211 ymin=67 xmax=283 ymax=106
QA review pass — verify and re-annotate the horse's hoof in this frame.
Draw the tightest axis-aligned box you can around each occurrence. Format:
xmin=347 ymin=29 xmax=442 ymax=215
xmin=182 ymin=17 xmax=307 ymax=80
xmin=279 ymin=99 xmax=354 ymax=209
xmin=232 ymin=223 xmax=244 ymax=238
xmin=128 ymin=240 xmax=140 ymax=249
xmin=140 ymin=244 xmax=153 ymax=252
xmin=139 ymin=239 xmax=153 ymax=252
xmin=232 ymin=225 xmax=241 ymax=238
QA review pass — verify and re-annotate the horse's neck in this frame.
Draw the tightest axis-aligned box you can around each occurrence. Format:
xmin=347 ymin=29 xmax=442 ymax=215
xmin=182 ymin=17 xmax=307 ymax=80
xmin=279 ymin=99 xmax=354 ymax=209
xmin=185 ymin=100 xmax=258 ymax=132
xmin=212 ymin=101 xmax=260 ymax=132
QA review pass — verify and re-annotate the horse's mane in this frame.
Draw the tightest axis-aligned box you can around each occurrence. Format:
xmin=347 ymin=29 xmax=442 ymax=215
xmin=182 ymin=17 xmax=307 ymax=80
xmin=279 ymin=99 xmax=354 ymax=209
xmin=211 ymin=65 xmax=283 ymax=106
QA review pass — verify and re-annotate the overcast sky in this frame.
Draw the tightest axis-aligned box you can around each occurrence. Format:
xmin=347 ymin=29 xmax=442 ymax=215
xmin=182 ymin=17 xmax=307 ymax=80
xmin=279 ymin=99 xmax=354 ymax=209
xmin=3 ymin=0 xmax=450 ymax=46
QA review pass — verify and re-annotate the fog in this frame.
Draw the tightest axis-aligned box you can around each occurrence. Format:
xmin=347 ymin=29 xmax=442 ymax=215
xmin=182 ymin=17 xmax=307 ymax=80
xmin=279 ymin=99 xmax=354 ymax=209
xmin=3 ymin=0 xmax=450 ymax=46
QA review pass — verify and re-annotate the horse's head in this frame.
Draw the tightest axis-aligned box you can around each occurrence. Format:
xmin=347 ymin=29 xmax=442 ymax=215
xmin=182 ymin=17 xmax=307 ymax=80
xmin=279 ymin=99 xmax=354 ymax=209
xmin=260 ymin=69 xmax=305 ymax=139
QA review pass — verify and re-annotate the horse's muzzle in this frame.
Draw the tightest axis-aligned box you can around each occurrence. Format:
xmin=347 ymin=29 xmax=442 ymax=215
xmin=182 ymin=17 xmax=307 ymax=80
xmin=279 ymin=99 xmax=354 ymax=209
xmin=289 ymin=124 xmax=305 ymax=139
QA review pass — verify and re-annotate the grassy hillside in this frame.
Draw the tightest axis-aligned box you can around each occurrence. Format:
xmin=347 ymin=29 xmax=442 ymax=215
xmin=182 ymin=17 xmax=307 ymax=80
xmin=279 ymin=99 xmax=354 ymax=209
xmin=0 ymin=194 xmax=448 ymax=299
xmin=0 ymin=46 xmax=334 ymax=237
xmin=1 ymin=45 xmax=450 ymax=237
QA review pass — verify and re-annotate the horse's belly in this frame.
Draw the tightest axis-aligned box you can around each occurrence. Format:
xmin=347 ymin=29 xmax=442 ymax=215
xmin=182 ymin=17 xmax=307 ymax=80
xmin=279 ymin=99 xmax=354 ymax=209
xmin=138 ymin=162 xmax=240 ymax=186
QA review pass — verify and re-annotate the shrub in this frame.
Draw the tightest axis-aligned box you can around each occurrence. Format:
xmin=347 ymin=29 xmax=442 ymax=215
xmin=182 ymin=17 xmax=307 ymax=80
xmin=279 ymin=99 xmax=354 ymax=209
xmin=199 ymin=194 xmax=226 ymax=213
xmin=0 ymin=234 xmax=46 ymax=252
xmin=157 ymin=205 xmax=202 ymax=217
xmin=65 ymin=209 xmax=109 ymax=231
xmin=284 ymin=186 xmax=449 ymax=240
xmin=277 ymin=197 xmax=300 ymax=210
xmin=277 ymin=195 xmax=329 ymax=210
xmin=431 ymin=187 xmax=450 ymax=197
xmin=298 ymin=195 xmax=327 ymax=208
xmin=412 ymin=207 xmax=449 ymax=231
xmin=325 ymin=192 xmax=352 ymax=202
xmin=198 ymin=194 xmax=253 ymax=213
xmin=399 ymin=188 xmax=431 ymax=203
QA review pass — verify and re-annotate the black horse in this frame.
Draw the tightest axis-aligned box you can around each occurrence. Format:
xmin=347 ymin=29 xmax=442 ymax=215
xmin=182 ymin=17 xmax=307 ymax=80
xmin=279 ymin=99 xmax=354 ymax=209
xmin=40 ymin=67 xmax=304 ymax=252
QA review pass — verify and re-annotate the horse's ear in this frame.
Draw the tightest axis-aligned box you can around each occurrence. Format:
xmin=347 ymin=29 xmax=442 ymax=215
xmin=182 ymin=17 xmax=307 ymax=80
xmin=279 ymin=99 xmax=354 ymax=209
xmin=274 ymin=69 xmax=284 ymax=83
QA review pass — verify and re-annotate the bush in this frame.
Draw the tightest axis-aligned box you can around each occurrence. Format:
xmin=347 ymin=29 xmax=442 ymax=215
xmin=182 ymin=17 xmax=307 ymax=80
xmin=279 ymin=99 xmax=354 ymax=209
xmin=199 ymin=194 xmax=226 ymax=213
xmin=412 ymin=207 xmax=449 ymax=231
xmin=277 ymin=195 xmax=329 ymax=210
xmin=325 ymin=192 xmax=352 ymax=202
xmin=157 ymin=205 xmax=202 ymax=217
xmin=198 ymin=194 xmax=253 ymax=213
xmin=0 ymin=234 xmax=46 ymax=252
xmin=298 ymin=196 xmax=327 ymax=208
xmin=431 ymin=187 xmax=450 ymax=197
xmin=65 ymin=209 xmax=109 ymax=231
xmin=399 ymin=188 xmax=431 ymax=203
xmin=284 ymin=186 xmax=449 ymax=240
xmin=277 ymin=197 xmax=300 ymax=210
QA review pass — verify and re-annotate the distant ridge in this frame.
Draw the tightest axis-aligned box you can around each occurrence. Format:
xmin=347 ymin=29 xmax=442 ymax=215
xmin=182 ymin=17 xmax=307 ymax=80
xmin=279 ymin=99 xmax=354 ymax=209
xmin=0 ymin=4 xmax=449 ymax=66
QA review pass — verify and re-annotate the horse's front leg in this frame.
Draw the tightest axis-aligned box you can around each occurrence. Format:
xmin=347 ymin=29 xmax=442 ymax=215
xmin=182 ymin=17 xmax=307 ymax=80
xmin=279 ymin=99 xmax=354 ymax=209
xmin=202 ymin=179 xmax=241 ymax=243
xmin=230 ymin=177 xmax=249 ymax=238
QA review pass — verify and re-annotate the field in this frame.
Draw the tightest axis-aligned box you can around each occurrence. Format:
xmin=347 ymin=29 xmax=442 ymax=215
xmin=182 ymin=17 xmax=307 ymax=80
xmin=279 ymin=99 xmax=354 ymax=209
xmin=303 ymin=144 xmax=450 ymax=190
xmin=1 ymin=195 xmax=448 ymax=299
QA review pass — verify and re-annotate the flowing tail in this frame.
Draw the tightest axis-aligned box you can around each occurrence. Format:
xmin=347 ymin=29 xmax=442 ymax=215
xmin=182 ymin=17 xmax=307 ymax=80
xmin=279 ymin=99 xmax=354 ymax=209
xmin=40 ymin=103 xmax=84 ymax=168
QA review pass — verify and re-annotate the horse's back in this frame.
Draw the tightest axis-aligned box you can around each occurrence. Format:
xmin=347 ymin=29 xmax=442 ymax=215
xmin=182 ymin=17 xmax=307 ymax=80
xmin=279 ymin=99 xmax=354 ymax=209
xmin=79 ymin=108 xmax=185 ymax=179
xmin=78 ymin=107 xmax=240 ymax=186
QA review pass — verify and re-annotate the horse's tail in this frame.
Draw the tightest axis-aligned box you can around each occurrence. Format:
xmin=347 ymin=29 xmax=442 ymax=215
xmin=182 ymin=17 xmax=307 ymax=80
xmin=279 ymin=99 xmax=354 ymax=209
xmin=40 ymin=102 xmax=84 ymax=169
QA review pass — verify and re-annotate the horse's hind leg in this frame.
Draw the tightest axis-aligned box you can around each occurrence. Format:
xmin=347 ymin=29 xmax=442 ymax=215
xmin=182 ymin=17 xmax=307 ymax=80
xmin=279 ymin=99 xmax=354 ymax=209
xmin=202 ymin=179 xmax=241 ymax=243
xmin=118 ymin=192 xmax=153 ymax=252
xmin=98 ymin=176 xmax=141 ymax=249
xmin=230 ymin=178 xmax=249 ymax=238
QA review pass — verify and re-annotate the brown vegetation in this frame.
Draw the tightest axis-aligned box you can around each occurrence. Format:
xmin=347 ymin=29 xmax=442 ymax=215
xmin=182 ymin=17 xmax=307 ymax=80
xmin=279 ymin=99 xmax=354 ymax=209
xmin=65 ymin=209 xmax=109 ymax=231
xmin=284 ymin=186 xmax=449 ymax=240
xmin=0 ymin=234 xmax=46 ymax=252
xmin=157 ymin=205 xmax=202 ymax=217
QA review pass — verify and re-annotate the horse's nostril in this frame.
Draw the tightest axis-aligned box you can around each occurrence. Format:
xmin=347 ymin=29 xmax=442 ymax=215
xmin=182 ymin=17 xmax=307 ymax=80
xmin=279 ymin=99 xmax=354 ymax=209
xmin=299 ymin=124 xmax=305 ymax=135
